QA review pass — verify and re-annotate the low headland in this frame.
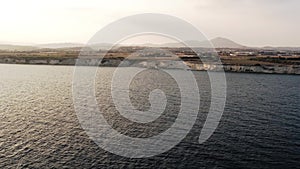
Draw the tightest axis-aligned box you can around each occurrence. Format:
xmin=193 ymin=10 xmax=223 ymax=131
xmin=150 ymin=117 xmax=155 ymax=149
xmin=1 ymin=41 xmax=300 ymax=75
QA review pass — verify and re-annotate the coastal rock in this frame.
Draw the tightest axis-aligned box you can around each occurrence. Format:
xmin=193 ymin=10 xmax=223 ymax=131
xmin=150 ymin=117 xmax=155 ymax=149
xmin=0 ymin=58 xmax=299 ymax=74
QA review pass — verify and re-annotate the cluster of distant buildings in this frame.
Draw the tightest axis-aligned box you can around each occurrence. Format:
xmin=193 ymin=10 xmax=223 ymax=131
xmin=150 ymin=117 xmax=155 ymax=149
xmin=217 ymin=48 xmax=300 ymax=57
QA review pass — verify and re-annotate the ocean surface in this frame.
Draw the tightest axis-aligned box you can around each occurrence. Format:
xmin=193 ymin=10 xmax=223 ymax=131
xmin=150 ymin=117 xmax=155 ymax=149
xmin=0 ymin=64 xmax=299 ymax=168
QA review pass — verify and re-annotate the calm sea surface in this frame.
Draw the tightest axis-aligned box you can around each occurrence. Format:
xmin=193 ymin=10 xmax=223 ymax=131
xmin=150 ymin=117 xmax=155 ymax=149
xmin=0 ymin=64 xmax=299 ymax=168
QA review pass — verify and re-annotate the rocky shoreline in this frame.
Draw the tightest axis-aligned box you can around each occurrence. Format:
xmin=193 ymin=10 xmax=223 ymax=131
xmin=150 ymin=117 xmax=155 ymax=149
xmin=0 ymin=57 xmax=299 ymax=74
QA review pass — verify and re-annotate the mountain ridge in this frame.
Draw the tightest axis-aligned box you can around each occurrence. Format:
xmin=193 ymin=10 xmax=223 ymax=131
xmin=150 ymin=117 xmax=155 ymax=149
xmin=0 ymin=37 xmax=299 ymax=51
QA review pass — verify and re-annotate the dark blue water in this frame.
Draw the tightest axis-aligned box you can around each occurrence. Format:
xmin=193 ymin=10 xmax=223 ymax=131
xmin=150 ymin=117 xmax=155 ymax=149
xmin=0 ymin=64 xmax=299 ymax=168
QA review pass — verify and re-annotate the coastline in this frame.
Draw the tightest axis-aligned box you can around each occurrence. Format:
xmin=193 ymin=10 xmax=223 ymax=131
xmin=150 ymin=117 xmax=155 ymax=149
xmin=1 ymin=57 xmax=299 ymax=75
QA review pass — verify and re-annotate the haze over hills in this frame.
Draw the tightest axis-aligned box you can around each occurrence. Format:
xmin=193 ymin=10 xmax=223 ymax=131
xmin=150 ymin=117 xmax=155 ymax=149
xmin=0 ymin=44 xmax=39 ymax=51
xmin=0 ymin=37 xmax=299 ymax=51
xmin=142 ymin=37 xmax=246 ymax=48
xmin=0 ymin=42 xmax=118 ymax=51
xmin=37 ymin=43 xmax=85 ymax=49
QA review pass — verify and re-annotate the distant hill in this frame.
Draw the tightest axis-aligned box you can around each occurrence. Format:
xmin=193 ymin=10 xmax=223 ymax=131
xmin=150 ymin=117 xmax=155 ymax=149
xmin=210 ymin=37 xmax=246 ymax=48
xmin=37 ymin=43 xmax=84 ymax=49
xmin=262 ymin=46 xmax=300 ymax=51
xmin=0 ymin=44 xmax=38 ymax=51
xmin=0 ymin=42 xmax=119 ymax=51
xmin=0 ymin=37 xmax=299 ymax=51
xmin=37 ymin=42 xmax=120 ymax=50
xmin=134 ymin=37 xmax=246 ymax=48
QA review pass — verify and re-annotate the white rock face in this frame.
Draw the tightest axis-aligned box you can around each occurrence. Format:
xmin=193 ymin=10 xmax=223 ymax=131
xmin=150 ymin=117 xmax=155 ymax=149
xmin=49 ymin=60 xmax=60 ymax=64
xmin=222 ymin=65 xmax=300 ymax=74
xmin=29 ymin=60 xmax=48 ymax=64
xmin=188 ymin=64 xmax=300 ymax=74
xmin=132 ymin=60 xmax=187 ymax=69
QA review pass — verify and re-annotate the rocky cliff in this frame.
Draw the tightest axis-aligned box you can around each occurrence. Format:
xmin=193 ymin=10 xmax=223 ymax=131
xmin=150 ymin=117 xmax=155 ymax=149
xmin=0 ymin=57 xmax=299 ymax=75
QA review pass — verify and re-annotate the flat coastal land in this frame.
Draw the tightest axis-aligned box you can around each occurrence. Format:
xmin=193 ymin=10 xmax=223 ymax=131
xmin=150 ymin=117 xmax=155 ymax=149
xmin=1 ymin=46 xmax=300 ymax=74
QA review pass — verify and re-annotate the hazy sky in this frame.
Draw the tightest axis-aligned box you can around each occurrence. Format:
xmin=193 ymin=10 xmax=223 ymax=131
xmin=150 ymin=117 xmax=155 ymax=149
xmin=0 ymin=0 xmax=299 ymax=46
